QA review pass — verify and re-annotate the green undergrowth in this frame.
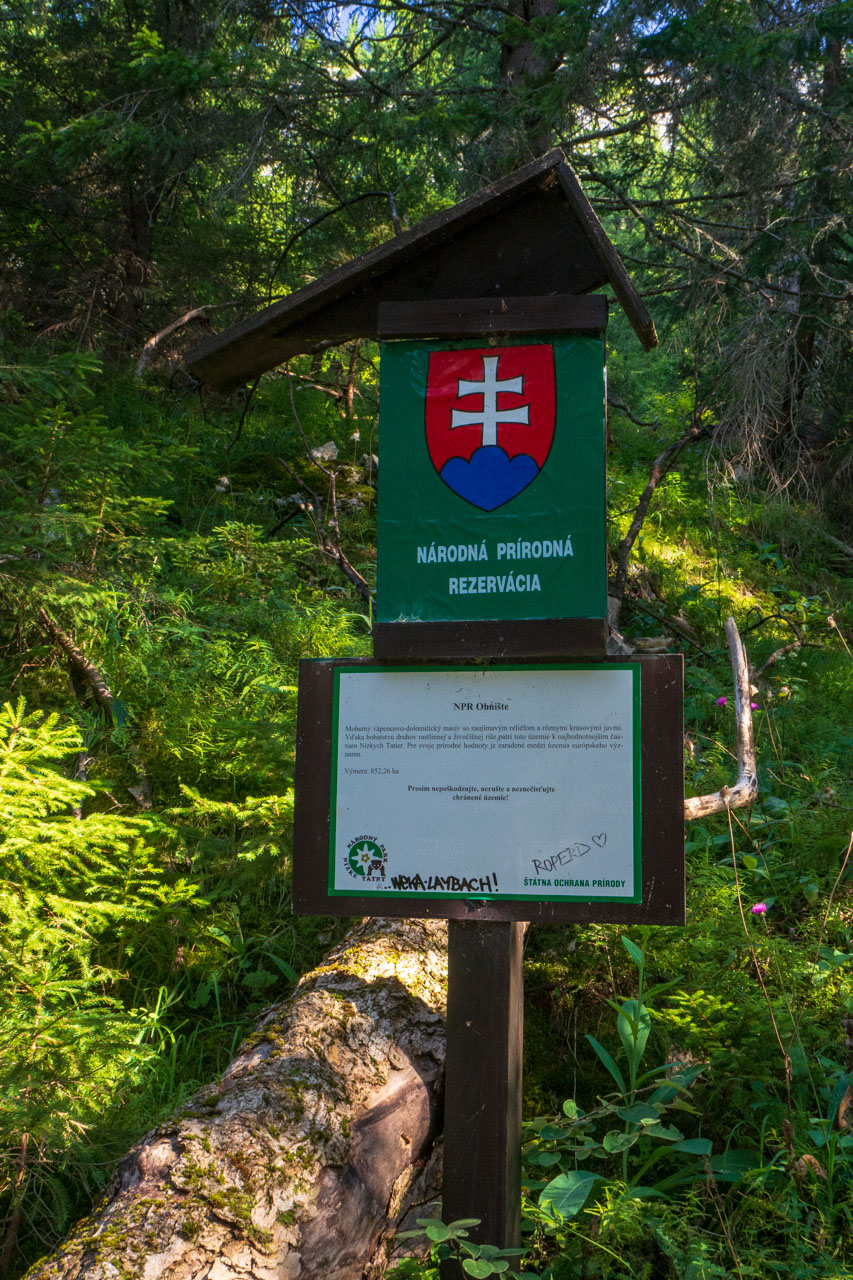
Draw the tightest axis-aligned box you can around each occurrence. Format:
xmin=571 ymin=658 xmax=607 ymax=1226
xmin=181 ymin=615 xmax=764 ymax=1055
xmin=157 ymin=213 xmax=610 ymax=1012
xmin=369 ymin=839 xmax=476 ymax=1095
xmin=0 ymin=348 xmax=371 ymax=1275
xmin=393 ymin=357 xmax=853 ymax=1276
xmin=2 ymin=343 xmax=852 ymax=1277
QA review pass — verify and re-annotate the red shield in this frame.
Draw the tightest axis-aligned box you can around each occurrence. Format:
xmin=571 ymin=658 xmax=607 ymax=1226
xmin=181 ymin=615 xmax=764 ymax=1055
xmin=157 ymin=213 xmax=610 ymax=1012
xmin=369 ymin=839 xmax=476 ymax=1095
xmin=425 ymin=344 xmax=555 ymax=510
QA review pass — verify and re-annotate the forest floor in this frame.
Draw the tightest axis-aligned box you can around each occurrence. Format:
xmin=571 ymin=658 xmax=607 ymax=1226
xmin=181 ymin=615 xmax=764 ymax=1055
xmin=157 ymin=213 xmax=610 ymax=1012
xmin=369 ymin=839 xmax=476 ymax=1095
xmin=1 ymin=341 xmax=852 ymax=1279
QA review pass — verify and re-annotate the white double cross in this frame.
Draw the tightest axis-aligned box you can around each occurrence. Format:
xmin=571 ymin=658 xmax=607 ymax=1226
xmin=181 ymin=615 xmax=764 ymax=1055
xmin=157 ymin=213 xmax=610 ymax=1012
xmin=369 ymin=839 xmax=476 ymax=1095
xmin=450 ymin=355 xmax=530 ymax=447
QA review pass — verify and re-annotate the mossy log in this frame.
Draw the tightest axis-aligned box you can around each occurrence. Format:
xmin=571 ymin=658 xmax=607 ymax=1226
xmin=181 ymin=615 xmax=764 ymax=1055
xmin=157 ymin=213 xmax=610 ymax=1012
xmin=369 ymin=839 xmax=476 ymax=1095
xmin=29 ymin=917 xmax=447 ymax=1280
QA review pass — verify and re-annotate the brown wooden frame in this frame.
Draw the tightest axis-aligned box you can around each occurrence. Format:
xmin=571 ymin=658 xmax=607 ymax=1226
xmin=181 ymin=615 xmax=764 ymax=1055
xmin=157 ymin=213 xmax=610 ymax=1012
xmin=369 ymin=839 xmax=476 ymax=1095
xmin=371 ymin=617 xmax=608 ymax=662
xmin=377 ymin=294 xmax=607 ymax=340
xmin=292 ymin=655 xmax=685 ymax=925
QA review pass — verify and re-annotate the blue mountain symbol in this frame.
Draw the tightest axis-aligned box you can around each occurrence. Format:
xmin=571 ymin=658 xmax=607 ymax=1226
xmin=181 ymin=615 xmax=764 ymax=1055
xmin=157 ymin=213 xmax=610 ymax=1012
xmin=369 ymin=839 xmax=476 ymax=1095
xmin=441 ymin=446 xmax=539 ymax=511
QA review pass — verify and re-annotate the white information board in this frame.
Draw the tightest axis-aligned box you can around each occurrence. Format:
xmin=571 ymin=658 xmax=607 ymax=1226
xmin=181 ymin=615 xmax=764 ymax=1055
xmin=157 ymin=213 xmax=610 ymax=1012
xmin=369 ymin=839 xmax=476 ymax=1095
xmin=330 ymin=665 xmax=641 ymax=902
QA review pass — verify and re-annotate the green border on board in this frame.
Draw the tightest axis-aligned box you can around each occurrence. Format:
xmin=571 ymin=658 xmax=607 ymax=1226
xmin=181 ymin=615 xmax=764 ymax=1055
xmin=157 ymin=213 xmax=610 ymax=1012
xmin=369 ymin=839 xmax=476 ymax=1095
xmin=328 ymin=664 xmax=642 ymax=904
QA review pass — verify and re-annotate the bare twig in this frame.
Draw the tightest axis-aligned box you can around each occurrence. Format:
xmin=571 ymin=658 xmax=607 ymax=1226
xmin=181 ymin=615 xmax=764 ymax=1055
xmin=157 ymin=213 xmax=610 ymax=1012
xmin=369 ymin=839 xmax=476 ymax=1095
xmin=265 ymin=507 xmax=301 ymax=540
xmin=136 ymin=302 xmax=243 ymax=378
xmin=610 ymin=429 xmax=698 ymax=608
xmin=606 ymin=396 xmax=659 ymax=429
xmin=225 ymin=376 xmax=261 ymax=453
xmin=288 ymin=372 xmax=344 ymax=401
xmin=684 ymin=617 xmax=758 ymax=821
xmin=741 ymin=610 xmax=805 ymax=640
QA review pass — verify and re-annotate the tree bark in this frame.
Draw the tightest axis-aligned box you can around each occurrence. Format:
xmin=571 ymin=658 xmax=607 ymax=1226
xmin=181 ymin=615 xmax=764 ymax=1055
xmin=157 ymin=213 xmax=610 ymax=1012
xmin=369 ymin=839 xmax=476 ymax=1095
xmin=27 ymin=917 xmax=447 ymax=1280
xmin=36 ymin=609 xmax=115 ymax=723
xmin=491 ymin=0 xmax=560 ymax=173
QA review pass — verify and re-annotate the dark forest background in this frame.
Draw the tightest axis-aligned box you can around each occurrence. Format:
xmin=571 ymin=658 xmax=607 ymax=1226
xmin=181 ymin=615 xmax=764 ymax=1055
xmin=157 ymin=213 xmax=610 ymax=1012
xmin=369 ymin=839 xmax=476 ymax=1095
xmin=1 ymin=3 xmax=852 ymax=1276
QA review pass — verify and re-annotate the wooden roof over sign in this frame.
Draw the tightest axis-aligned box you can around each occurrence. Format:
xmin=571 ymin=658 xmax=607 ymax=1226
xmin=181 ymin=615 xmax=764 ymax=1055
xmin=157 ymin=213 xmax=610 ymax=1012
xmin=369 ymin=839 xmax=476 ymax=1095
xmin=186 ymin=149 xmax=657 ymax=392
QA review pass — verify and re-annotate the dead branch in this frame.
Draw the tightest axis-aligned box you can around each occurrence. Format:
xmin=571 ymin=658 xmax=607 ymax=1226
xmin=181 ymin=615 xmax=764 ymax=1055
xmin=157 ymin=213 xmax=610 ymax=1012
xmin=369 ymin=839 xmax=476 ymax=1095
xmin=684 ymin=617 xmax=758 ymax=821
xmin=36 ymin=610 xmax=154 ymax=807
xmin=610 ymin=429 xmax=698 ymax=612
xmin=36 ymin=609 xmax=114 ymax=722
xmin=739 ymin=611 xmax=824 ymax=674
xmin=277 ymin=456 xmax=373 ymax=603
xmin=265 ymin=506 xmax=302 ymax=540
xmin=819 ymin=529 xmax=853 ymax=559
xmin=753 ymin=637 xmax=799 ymax=675
xmin=320 ymin=541 xmax=373 ymax=601
xmin=626 ymin=599 xmax=715 ymax=658
xmin=741 ymin=610 xmax=805 ymax=640
xmin=754 ymin=639 xmax=820 ymax=675
xmin=280 ymin=372 xmax=373 ymax=603
xmin=136 ymin=302 xmax=243 ymax=379
xmin=607 ymin=396 xmax=659 ymax=429
xmin=289 ymin=373 xmax=344 ymax=401
xmin=225 ymin=375 xmax=262 ymax=453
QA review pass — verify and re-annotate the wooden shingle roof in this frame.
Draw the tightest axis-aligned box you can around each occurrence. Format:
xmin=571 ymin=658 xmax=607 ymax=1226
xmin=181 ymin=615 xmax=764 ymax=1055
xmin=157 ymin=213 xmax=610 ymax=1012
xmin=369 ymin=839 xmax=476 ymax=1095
xmin=186 ymin=149 xmax=656 ymax=392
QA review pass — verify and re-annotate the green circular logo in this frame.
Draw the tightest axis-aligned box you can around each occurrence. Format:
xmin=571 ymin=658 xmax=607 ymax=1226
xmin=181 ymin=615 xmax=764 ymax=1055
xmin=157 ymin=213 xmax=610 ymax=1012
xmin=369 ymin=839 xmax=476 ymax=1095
xmin=347 ymin=839 xmax=384 ymax=878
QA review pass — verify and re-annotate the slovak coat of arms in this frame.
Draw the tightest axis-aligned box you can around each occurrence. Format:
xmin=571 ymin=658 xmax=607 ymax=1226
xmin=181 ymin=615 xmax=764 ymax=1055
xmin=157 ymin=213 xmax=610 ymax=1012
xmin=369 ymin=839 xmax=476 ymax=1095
xmin=425 ymin=344 xmax=556 ymax=511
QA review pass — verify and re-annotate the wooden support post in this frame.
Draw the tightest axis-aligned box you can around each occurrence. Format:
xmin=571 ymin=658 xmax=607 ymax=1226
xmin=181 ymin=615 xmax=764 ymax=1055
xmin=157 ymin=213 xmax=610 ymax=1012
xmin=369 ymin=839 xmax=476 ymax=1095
xmin=441 ymin=920 xmax=524 ymax=1279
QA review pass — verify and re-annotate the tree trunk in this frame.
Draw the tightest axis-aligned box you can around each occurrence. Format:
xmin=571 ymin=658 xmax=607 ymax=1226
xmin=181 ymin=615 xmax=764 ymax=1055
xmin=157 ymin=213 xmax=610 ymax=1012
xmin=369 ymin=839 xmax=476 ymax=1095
xmin=27 ymin=917 xmax=448 ymax=1280
xmin=107 ymin=194 xmax=154 ymax=349
xmin=488 ymin=0 xmax=559 ymax=175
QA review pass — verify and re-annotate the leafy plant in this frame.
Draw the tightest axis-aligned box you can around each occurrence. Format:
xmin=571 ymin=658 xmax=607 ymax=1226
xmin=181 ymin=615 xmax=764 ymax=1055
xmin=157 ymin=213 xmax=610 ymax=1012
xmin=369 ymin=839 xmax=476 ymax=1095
xmin=393 ymin=1219 xmax=526 ymax=1279
xmin=524 ymin=937 xmax=711 ymax=1251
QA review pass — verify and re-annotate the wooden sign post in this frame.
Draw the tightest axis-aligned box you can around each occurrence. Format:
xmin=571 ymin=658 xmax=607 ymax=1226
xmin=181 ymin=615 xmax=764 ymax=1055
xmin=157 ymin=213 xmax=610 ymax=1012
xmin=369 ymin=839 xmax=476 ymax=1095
xmin=293 ymin=655 xmax=684 ymax=1269
xmin=293 ymin=300 xmax=683 ymax=1276
xmin=293 ymin=297 xmax=685 ymax=1268
xmin=186 ymin=151 xmax=676 ymax=1275
xmin=443 ymin=919 xmax=524 ymax=1265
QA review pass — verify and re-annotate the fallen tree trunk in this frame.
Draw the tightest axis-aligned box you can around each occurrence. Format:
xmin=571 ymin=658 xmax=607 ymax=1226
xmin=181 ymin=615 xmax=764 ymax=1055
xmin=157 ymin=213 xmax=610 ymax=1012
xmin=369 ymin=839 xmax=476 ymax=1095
xmin=29 ymin=917 xmax=447 ymax=1280
xmin=29 ymin=623 xmax=759 ymax=1279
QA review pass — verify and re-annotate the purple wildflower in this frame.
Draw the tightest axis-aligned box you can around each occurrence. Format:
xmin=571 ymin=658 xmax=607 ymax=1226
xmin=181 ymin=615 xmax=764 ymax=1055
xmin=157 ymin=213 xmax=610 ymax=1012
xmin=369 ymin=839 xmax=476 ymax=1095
xmin=751 ymin=702 xmax=759 ymax=710
xmin=716 ymin=696 xmax=727 ymax=706
xmin=751 ymin=902 xmax=767 ymax=915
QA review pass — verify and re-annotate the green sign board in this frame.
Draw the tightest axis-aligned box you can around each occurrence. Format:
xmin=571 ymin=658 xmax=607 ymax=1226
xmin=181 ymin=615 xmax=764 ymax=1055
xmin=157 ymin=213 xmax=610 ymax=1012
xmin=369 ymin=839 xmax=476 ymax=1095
xmin=377 ymin=334 xmax=605 ymax=624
